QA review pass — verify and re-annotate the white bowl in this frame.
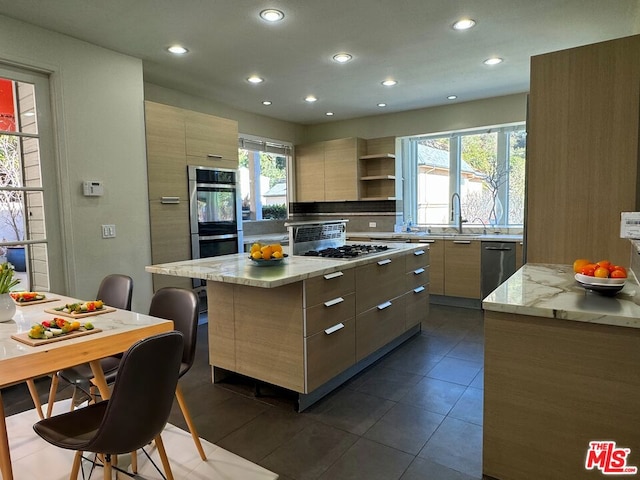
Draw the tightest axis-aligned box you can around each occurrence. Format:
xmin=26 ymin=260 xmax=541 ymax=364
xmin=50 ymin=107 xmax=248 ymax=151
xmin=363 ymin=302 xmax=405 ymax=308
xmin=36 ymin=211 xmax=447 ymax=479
xmin=574 ymin=273 xmax=626 ymax=286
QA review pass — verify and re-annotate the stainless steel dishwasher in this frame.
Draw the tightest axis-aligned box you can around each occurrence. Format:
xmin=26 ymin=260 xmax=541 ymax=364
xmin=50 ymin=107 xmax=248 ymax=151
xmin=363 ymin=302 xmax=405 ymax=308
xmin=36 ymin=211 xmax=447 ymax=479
xmin=481 ymin=242 xmax=517 ymax=299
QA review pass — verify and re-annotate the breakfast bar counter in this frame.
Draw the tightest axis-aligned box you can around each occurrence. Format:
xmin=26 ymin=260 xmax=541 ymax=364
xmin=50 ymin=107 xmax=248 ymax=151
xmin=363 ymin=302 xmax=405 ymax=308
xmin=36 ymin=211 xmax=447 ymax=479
xmin=147 ymin=243 xmax=431 ymax=410
xmin=482 ymin=263 xmax=640 ymax=480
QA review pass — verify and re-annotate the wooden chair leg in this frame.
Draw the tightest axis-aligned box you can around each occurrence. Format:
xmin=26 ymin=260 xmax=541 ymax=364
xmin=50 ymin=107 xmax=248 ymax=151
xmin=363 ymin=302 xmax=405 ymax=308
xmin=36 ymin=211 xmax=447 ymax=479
xmin=175 ymin=384 xmax=206 ymax=460
xmin=131 ymin=450 xmax=137 ymax=473
xmin=26 ymin=379 xmax=44 ymax=420
xmin=103 ymin=454 xmax=112 ymax=480
xmin=154 ymin=434 xmax=174 ymax=480
xmin=70 ymin=450 xmax=82 ymax=480
xmin=47 ymin=374 xmax=59 ymax=418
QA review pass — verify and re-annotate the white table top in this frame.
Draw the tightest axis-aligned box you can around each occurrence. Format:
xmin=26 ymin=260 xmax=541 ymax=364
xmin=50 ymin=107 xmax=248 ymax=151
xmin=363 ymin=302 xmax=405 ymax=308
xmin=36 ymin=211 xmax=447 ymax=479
xmin=482 ymin=263 xmax=640 ymax=329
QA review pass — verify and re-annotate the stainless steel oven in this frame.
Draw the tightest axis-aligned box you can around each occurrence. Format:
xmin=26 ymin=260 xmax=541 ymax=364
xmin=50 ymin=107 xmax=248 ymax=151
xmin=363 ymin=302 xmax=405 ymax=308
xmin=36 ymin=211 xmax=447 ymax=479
xmin=188 ymin=165 xmax=243 ymax=287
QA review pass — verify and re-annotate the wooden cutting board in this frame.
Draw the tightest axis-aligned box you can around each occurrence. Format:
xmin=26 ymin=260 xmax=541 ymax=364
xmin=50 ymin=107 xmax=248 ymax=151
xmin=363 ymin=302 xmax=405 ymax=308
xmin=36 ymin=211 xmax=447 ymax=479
xmin=43 ymin=306 xmax=116 ymax=318
xmin=14 ymin=297 xmax=60 ymax=306
xmin=12 ymin=328 xmax=102 ymax=347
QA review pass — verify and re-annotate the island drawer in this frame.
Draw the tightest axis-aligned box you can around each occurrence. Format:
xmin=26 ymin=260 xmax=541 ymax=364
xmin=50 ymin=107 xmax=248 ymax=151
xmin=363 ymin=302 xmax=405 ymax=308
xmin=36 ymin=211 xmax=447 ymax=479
xmin=355 ymin=257 xmax=405 ymax=313
xmin=356 ymin=294 xmax=406 ymax=361
xmin=405 ymin=247 xmax=429 ymax=271
xmin=304 ymin=269 xmax=355 ymax=307
xmin=305 ymin=317 xmax=356 ymax=392
xmin=406 ymin=265 xmax=430 ymax=290
xmin=305 ymin=292 xmax=356 ymax=337
xmin=405 ymin=284 xmax=429 ymax=330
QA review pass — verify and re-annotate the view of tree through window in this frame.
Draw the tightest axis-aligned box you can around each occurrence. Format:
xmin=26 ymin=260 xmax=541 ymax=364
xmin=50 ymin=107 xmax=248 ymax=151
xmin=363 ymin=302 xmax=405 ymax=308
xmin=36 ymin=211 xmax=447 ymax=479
xmin=409 ymin=125 xmax=526 ymax=227
xmin=239 ymin=148 xmax=288 ymax=220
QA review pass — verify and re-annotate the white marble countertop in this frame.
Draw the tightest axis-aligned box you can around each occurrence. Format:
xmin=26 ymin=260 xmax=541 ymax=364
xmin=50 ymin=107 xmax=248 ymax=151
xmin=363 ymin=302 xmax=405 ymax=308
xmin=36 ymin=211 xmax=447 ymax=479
xmin=482 ymin=263 xmax=640 ymax=329
xmin=146 ymin=242 xmax=427 ymax=288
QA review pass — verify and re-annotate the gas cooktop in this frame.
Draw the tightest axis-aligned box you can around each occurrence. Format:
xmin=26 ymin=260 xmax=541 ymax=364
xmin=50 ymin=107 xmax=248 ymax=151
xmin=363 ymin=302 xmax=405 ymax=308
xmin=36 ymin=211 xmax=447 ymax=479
xmin=301 ymin=244 xmax=391 ymax=259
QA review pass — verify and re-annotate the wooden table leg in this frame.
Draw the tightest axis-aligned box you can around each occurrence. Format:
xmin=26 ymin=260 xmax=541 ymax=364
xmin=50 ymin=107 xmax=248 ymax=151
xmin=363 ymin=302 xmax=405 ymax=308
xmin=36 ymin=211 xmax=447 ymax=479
xmin=0 ymin=391 xmax=14 ymax=480
xmin=88 ymin=360 xmax=110 ymax=401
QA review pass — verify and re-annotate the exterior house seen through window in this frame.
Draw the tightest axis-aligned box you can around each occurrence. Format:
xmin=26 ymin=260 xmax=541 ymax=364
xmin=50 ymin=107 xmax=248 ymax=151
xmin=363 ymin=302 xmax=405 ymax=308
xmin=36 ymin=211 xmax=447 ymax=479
xmin=402 ymin=124 xmax=526 ymax=228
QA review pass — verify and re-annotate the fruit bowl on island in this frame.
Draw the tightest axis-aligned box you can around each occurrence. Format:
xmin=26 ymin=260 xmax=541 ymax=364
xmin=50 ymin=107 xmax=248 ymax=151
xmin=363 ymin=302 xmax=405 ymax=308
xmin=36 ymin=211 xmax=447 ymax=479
xmin=573 ymin=259 xmax=627 ymax=296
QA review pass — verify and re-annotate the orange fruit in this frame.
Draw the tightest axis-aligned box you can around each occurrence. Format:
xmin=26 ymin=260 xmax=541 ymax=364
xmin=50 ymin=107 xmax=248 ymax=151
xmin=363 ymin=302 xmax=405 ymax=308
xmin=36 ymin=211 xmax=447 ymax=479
xmin=580 ymin=264 xmax=597 ymax=276
xmin=573 ymin=259 xmax=591 ymax=273
xmin=271 ymin=244 xmax=283 ymax=253
xmin=250 ymin=243 xmax=262 ymax=253
xmin=272 ymin=251 xmax=283 ymax=259
xmin=596 ymin=260 xmax=611 ymax=270
xmin=594 ymin=267 xmax=610 ymax=278
xmin=260 ymin=245 xmax=273 ymax=259
xmin=611 ymin=269 xmax=627 ymax=278
xmin=251 ymin=251 xmax=262 ymax=260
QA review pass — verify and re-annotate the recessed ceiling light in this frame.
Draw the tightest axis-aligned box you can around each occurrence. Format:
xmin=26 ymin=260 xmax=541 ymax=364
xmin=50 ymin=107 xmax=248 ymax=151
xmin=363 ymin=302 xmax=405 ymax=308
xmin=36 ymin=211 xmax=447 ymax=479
xmin=167 ymin=45 xmax=188 ymax=55
xmin=326 ymin=112 xmax=334 ymax=116
xmin=484 ymin=57 xmax=503 ymax=66
xmin=262 ymin=101 xmax=272 ymax=106
xmin=377 ymin=103 xmax=387 ymax=107
xmin=260 ymin=9 xmax=284 ymax=22
xmin=305 ymin=95 xmax=317 ymax=103
xmin=247 ymin=75 xmax=264 ymax=84
xmin=381 ymin=79 xmax=397 ymax=87
xmin=452 ymin=19 xmax=476 ymax=30
xmin=332 ymin=53 xmax=353 ymax=63
xmin=447 ymin=95 xmax=457 ymax=100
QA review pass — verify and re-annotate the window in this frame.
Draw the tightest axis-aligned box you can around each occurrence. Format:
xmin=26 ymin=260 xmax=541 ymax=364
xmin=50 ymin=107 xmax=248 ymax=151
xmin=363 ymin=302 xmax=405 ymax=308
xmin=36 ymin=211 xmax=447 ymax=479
xmin=238 ymin=135 xmax=291 ymax=221
xmin=402 ymin=124 xmax=526 ymax=228
xmin=0 ymin=65 xmax=59 ymax=291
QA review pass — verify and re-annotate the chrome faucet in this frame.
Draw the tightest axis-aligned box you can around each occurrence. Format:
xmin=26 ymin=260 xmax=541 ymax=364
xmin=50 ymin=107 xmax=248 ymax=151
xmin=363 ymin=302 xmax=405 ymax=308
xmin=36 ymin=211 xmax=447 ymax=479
xmin=450 ymin=193 xmax=464 ymax=234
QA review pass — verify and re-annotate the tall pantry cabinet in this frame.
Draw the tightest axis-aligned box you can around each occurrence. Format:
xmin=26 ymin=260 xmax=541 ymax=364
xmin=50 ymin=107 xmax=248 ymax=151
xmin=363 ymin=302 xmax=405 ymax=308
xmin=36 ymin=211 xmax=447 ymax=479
xmin=525 ymin=34 xmax=640 ymax=265
xmin=144 ymin=101 xmax=239 ymax=292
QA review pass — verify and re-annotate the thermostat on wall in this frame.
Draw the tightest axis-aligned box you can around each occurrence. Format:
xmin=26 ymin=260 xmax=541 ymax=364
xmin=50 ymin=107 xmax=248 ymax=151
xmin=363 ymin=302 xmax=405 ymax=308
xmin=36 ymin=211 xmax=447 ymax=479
xmin=83 ymin=181 xmax=104 ymax=197
xmin=620 ymin=212 xmax=640 ymax=238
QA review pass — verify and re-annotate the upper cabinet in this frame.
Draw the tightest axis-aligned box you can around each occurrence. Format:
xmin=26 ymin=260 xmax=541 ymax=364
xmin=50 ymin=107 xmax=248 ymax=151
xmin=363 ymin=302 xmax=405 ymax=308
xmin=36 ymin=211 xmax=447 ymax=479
xmin=526 ymin=34 xmax=640 ymax=265
xmin=184 ymin=110 xmax=239 ymax=169
xmin=295 ymin=136 xmax=398 ymax=202
xmin=295 ymin=137 xmax=364 ymax=202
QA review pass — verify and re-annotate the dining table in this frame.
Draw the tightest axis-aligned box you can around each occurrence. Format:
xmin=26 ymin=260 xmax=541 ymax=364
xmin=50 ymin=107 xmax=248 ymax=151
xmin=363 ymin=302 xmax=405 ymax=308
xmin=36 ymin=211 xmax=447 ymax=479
xmin=0 ymin=293 xmax=174 ymax=480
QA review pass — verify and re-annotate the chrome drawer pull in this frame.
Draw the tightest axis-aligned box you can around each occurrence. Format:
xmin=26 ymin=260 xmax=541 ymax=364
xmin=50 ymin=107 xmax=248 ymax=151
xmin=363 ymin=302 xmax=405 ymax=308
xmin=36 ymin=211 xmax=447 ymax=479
xmin=324 ymin=323 xmax=345 ymax=335
xmin=324 ymin=271 xmax=344 ymax=280
xmin=324 ymin=297 xmax=344 ymax=307
xmin=377 ymin=259 xmax=392 ymax=266
xmin=423 ymin=239 xmax=435 ymax=243
xmin=206 ymin=154 xmax=223 ymax=159
xmin=413 ymin=249 xmax=425 ymax=256
xmin=377 ymin=301 xmax=392 ymax=310
xmin=413 ymin=268 xmax=425 ymax=275
xmin=160 ymin=196 xmax=180 ymax=204
xmin=413 ymin=286 xmax=425 ymax=294
xmin=453 ymin=240 xmax=471 ymax=244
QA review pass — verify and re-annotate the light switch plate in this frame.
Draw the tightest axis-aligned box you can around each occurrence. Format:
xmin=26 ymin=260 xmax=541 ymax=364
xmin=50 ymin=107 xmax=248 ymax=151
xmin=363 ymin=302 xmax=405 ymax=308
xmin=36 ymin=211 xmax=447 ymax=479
xmin=101 ymin=224 xmax=116 ymax=238
xmin=369 ymin=222 xmax=376 ymax=228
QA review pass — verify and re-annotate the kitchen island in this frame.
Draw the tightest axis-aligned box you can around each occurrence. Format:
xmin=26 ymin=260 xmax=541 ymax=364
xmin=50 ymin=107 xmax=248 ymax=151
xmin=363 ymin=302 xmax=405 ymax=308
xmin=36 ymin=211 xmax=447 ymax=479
xmin=482 ymin=263 xmax=640 ymax=480
xmin=146 ymin=242 xmax=430 ymax=410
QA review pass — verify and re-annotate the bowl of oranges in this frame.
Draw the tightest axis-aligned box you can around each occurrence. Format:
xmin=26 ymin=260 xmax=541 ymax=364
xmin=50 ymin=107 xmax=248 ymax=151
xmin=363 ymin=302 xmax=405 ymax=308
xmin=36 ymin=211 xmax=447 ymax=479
xmin=573 ymin=259 xmax=627 ymax=295
xmin=248 ymin=243 xmax=288 ymax=266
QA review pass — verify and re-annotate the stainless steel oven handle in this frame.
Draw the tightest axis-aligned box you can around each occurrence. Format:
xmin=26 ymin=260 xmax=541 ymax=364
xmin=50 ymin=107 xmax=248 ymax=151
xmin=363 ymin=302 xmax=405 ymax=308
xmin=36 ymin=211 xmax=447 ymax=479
xmin=198 ymin=234 xmax=238 ymax=241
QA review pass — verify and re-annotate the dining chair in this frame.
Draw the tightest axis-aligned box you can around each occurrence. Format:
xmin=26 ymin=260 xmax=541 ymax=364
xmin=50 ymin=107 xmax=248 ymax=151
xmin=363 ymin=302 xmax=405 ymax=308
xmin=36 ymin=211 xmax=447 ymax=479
xmin=33 ymin=330 xmax=184 ymax=480
xmin=34 ymin=274 xmax=134 ymax=418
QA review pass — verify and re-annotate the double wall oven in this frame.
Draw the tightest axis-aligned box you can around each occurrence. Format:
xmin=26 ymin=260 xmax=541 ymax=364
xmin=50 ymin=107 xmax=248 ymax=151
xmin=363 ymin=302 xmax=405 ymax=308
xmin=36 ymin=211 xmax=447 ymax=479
xmin=188 ymin=165 xmax=243 ymax=287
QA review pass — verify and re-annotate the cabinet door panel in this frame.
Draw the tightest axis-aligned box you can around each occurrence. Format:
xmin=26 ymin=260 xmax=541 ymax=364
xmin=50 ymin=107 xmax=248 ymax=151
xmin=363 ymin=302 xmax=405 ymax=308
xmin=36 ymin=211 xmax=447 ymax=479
xmin=355 ymin=256 xmax=405 ymax=313
xmin=406 ymin=266 xmax=429 ymax=291
xmin=356 ymin=295 xmax=405 ymax=361
xmin=295 ymin=142 xmax=325 ymax=201
xmin=444 ymin=241 xmax=481 ymax=299
xmin=184 ymin=110 xmax=238 ymax=164
xmin=145 ymin=102 xmax=187 ymax=199
xmin=306 ymin=318 xmax=355 ymax=392
xmin=405 ymin=285 xmax=429 ymax=330
xmin=149 ymin=201 xmax=191 ymax=264
xmin=324 ymin=138 xmax=360 ymax=201
xmin=425 ymin=241 xmax=444 ymax=295
xmin=305 ymin=293 xmax=355 ymax=337
xmin=304 ymin=269 xmax=355 ymax=307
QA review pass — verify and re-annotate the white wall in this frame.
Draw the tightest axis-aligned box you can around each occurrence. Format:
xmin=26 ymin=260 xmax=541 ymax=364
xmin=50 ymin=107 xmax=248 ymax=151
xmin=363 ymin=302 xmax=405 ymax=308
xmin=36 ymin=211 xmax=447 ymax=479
xmin=0 ymin=15 xmax=154 ymax=312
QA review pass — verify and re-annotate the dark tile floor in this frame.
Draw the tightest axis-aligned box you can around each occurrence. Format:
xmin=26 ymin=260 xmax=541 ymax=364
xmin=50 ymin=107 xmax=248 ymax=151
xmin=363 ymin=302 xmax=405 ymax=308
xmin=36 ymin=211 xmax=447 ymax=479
xmin=7 ymin=304 xmax=485 ymax=480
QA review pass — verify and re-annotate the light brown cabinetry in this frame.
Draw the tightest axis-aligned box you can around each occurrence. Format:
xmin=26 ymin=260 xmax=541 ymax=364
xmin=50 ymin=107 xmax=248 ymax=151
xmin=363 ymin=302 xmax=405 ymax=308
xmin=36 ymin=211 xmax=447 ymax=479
xmin=444 ymin=240 xmax=481 ymax=298
xmin=207 ymin=247 xmax=428 ymax=402
xmin=145 ymin=101 xmax=239 ymax=291
xmin=184 ymin=110 xmax=238 ymax=169
xmin=295 ymin=137 xmax=365 ymax=201
xmin=526 ymin=35 xmax=640 ymax=265
xmin=423 ymin=239 xmax=481 ymax=298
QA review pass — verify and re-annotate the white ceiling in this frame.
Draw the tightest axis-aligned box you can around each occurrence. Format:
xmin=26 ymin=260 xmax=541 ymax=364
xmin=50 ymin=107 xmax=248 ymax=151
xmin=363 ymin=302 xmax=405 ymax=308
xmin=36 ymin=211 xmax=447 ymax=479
xmin=0 ymin=0 xmax=638 ymax=125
